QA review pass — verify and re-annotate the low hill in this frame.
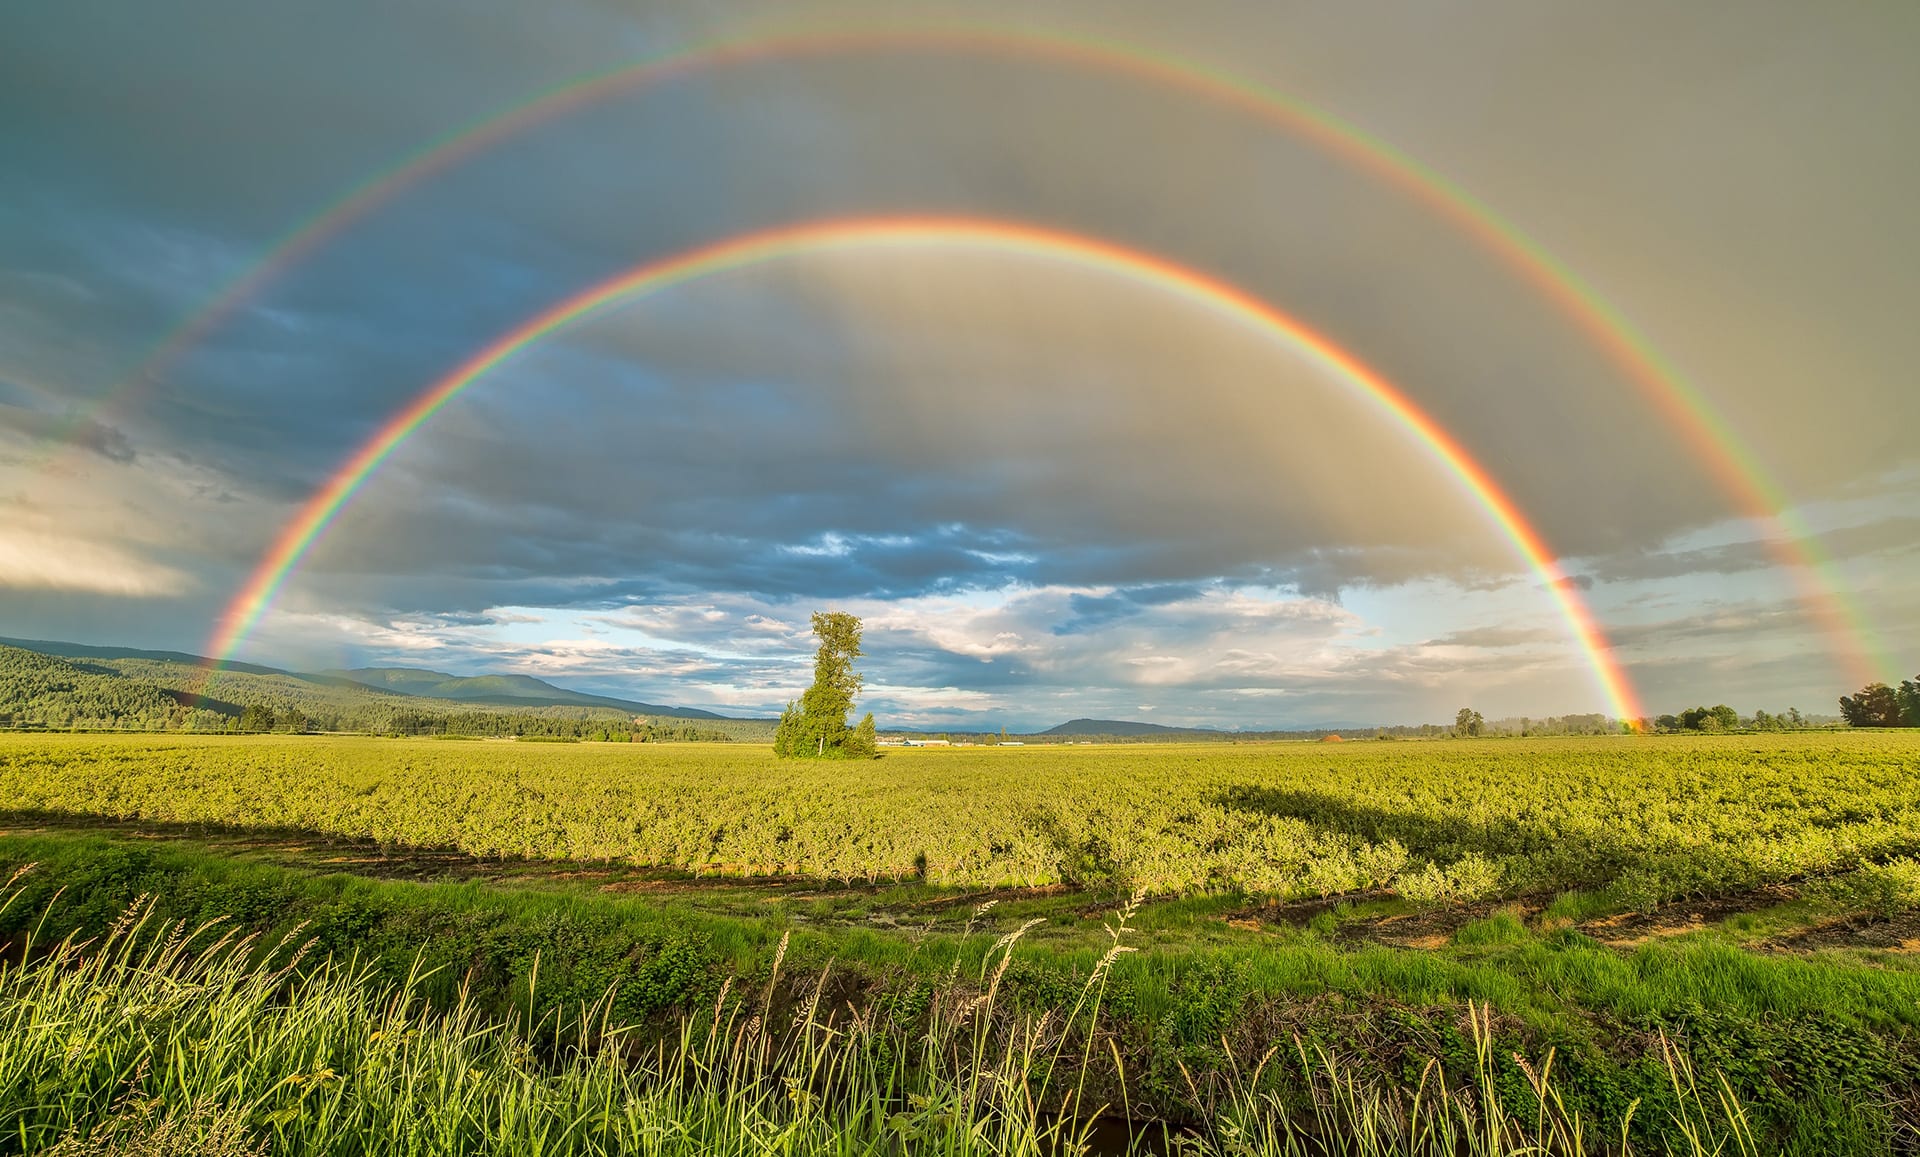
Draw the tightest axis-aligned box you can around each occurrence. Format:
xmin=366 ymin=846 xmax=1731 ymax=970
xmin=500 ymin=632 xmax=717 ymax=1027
xmin=1040 ymin=718 xmax=1214 ymax=737
xmin=325 ymin=668 xmax=729 ymax=720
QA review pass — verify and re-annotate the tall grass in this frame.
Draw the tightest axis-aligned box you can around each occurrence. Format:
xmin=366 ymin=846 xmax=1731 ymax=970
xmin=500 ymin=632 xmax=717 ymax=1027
xmin=0 ymin=874 xmax=1783 ymax=1156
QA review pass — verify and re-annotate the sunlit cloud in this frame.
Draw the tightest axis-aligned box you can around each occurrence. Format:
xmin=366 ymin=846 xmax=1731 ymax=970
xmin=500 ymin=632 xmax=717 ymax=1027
xmin=0 ymin=523 xmax=189 ymax=596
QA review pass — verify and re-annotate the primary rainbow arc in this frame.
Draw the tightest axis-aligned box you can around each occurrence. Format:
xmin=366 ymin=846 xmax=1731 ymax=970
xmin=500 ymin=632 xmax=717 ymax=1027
xmin=43 ymin=23 xmax=1883 ymax=686
xmin=205 ymin=216 xmax=1647 ymax=724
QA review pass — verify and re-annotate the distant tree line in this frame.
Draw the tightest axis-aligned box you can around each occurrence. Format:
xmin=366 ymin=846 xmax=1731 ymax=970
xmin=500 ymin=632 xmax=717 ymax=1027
xmin=1447 ymin=709 xmax=1619 ymax=737
xmin=374 ymin=710 xmax=737 ymax=742
xmin=233 ymin=704 xmax=737 ymax=741
xmin=1638 ymin=673 xmax=1920 ymax=733
xmin=1838 ymin=676 xmax=1920 ymax=728
xmin=1438 ymin=700 xmax=1824 ymax=736
xmin=1647 ymin=705 xmax=1813 ymax=733
xmin=235 ymin=702 xmax=308 ymax=733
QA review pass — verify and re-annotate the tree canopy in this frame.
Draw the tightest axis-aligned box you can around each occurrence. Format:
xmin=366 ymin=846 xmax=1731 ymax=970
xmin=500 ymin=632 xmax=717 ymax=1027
xmin=1840 ymin=678 xmax=1920 ymax=728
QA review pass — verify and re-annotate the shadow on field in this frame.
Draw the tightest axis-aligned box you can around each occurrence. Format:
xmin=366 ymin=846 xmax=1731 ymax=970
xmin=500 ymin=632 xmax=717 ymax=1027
xmin=0 ymin=813 xmax=668 ymax=886
xmin=0 ymin=807 xmax=473 ymax=865
xmin=1210 ymin=785 xmax=1651 ymax=885
xmin=0 ymin=810 xmax=957 ymax=904
xmin=1213 ymin=786 xmax=1557 ymax=854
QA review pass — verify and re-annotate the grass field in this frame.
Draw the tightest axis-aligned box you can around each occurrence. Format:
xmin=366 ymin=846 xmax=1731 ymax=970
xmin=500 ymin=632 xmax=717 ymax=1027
xmin=2 ymin=732 xmax=1919 ymax=1153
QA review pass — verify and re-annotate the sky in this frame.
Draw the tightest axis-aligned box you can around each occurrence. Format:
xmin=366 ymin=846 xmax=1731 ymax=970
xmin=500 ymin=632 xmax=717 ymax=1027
xmin=2 ymin=1 xmax=1916 ymax=730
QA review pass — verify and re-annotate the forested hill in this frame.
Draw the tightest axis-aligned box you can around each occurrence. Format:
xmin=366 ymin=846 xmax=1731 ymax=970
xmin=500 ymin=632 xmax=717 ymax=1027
xmin=0 ymin=645 xmax=184 ymax=729
xmin=0 ymin=637 xmax=288 ymax=678
xmin=0 ymin=642 xmax=768 ymax=740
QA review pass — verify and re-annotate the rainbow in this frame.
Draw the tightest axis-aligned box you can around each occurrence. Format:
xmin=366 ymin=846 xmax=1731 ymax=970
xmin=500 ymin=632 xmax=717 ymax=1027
xmin=50 ymin=24 xmax=1886 ymax=685
xmin=205 ymin=217 xmax=1647 ymax=723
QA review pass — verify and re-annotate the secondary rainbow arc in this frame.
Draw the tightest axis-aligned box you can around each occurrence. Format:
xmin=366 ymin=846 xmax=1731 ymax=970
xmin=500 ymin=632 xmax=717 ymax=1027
xmin=47 ymin=23 xmax=1886 ymax=686
xmin=204 ymin=217 xmax=1647 ymax=724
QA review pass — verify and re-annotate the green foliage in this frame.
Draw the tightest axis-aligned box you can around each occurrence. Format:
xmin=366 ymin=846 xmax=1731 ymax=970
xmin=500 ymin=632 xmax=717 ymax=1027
xmin=1807 ymin=857 xmax=1920 ymax=919
xmin=3 ymin=855 xmax=1912 ymax=1155
xmin=1395 ymin=852 xmax=1503 ymax=907
xmin=770 ymin=701 xmax=803 ymax=757
xmin=1840 ymin=679 xmax=1913 ymax=728
xmin=42 ymin=1098 xmax=264 ymax=1157
xmin=1454 ymin=910 xmax=1531 ymax=946
xmin=7 ymin=826 xmax=1920 ymax=1153
xmin=846 ymin=711 xmax=877 ymax=758
xmin=0 ymin=645 xmax=194 ymax=730
xmin=1453 ymin=707 xmax=1484 ymax=737
xmin=234 ymin=702 xmax=307 ymax=732
xmin=0 ymin=835 xmax=718 ymax=1030
xmin=6 ymin=731 xmax=1920 ymax=906
xmin=630 ymin=717 xmax=740 ymax=743
xmin=1676 ymin=704 xmax=1741 ymax=732
xmin=772 ymin=611 xmax=873 ymax=759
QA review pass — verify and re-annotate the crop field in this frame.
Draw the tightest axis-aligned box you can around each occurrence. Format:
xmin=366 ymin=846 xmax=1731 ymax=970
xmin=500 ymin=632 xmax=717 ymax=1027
xmin=5 ymin=731 xmax=1920 ymax=1154
xmin=5 ymin=731 xmax=1919 ymax=909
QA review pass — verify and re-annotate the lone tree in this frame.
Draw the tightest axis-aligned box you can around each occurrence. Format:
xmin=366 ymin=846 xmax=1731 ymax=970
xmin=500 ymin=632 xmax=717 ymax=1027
xmin=774 ymin=612 xmax=878 ymax=759
xmin=1453 ymin=708 xmax=1484 ymax=738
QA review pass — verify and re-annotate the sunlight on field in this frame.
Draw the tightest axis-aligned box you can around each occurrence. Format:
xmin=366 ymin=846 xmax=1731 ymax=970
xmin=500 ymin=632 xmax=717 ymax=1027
xmin=7 ymin=732 xmax=1916 ymax=909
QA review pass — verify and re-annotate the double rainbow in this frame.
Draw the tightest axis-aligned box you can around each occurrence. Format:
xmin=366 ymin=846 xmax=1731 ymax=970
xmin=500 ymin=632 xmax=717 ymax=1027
xmin=204 ymin=217 xmax=1646 ymax=723
xmin=32 ymin=20 xmax=1862 ymax=706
